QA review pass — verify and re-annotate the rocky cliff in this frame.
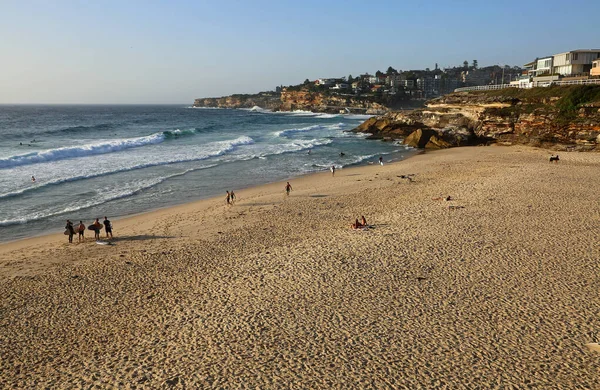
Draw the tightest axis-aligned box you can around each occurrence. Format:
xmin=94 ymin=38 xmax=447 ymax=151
xmin=354 ymin=85 xmax=600 ymax=151
xmin=279 ymin=90 xmax=388 ymax=114
xmin=193 ymin=90 xmax=401 ymax=114
xmin=193 ymin=94 xmax=281 ymax=110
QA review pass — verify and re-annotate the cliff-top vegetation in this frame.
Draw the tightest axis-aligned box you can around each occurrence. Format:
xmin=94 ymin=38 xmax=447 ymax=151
xmin=471 ymin=85 xmax=600 ymax=122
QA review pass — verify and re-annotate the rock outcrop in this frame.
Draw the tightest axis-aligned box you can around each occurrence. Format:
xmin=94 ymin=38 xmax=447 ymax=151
xmin=354 ymin=85 xmax=600 ymax=151
xmin=193 ymin=90 xmax=408 ymax=114
xmin=193 ymin=94 xmax=281 ymax=110
xmin=279 ymin=91 xmax=388 ymax=114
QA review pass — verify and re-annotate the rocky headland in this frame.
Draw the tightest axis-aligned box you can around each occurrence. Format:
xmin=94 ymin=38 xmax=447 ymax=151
xmin=193 ymin=90 xmax=412 ymax=114
xmin=193 ymin=93 xmax=282 ymax=111
xmin=354 ymin=85 xmax=600 ymax=151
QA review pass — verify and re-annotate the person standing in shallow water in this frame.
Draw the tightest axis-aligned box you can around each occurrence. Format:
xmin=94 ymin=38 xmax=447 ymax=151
xmin=285 ymin=181 xmax=292 ymax=196
xmin=331 ymin=165 xmax=335 ymax=176
xmin=65 ymin=220 xmax=75 ymax=243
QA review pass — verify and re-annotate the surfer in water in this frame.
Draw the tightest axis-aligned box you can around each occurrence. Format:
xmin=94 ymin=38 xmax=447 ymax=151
xmin=31 ymin=175 xmax=36 ymax=183
xmin=78 ymin=221 xmax=86 ymax=242
xmin=103 ymin=217 xmax=112 ymax=238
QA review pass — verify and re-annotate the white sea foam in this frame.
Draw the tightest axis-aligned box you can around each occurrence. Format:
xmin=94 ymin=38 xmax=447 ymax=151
xmin=274 ymin=123 xmax=345 ymax=138
xmin=0 ymin=129 xmax=234 ymax=169
xmin=0 ymin=133 xmax=167 ymax=169
xmin=343 ymin=114 xmax=374 ymax=120
xmin=0 ymin=136 xmax=254 ymax=199
xmin=0 ymin=168 xmax=207 ymax=227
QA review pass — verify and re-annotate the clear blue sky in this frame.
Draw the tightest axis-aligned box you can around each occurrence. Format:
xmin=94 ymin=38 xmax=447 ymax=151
xmin=0 ymin=0 xmax=598 ymax=104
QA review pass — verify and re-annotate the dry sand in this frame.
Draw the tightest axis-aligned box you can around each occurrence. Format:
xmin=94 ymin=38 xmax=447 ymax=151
xmin=1 ymin=145 xmax=599 ymax=388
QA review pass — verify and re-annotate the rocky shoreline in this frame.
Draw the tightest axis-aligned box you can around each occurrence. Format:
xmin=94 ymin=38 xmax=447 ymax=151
xmin=353 ymin=86 xmax=600 ymax=151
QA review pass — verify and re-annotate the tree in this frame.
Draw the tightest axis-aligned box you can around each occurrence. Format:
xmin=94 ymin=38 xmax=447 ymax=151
xmin=375 ymin=70 xmax=383 ymax=77
xmin=348 ymin=74 xmax=354 ymax=84
xmin=472 ymin=60 xmax=478 ymax=69
xmin=303 ymin=79 xmax=311 ymax=85
xmin=386 ymin=66 xmax=397 ymax=75
xmin=463 ymin=60 xmax=469 ymax=69
xmin=435 ymin=63 xmax=439 ymax=70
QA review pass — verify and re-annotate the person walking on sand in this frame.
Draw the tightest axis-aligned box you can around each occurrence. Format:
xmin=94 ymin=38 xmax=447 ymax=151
xmin=65 ymin=220 xmax=75 ymax=243
xmin=379 ymin=156 xmax=384 ymax=166
xmin=331 ymin=165 xmax=335 ymax=176
xmin=285 ymin=181 xmax=292 ymax=196
xmin=226 ymin=191 xmax=231 ymax=205
xmin=103 ymin=216 xmax=113 ymax=238
xmin=78 ymin=220 xmax=86 ymax=242
xmin=230 ymin=190 xmax=236 ymax=204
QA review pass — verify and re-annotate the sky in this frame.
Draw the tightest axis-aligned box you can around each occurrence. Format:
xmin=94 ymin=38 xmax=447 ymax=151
xmin=0 ymin=0 xmax=598 ymax=104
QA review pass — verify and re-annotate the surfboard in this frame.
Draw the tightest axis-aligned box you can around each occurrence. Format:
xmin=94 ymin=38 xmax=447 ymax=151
xmin=88 ymin=224 xmax=103 ymax=231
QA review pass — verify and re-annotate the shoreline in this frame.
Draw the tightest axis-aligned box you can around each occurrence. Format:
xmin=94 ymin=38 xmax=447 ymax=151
xmin=0 ymin=151 xmax=413 ymax=272
xmin=2 ymin=145 xmax=599 ymax=387
xmin=0 ymin=148 xmax=414 ymax=248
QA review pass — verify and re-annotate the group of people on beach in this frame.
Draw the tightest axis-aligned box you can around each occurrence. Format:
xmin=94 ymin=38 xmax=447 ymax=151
xmin=225 ymin=190 xmax=236 ymax=205
xmin=64 ymin=217 xmax=112 ymax=243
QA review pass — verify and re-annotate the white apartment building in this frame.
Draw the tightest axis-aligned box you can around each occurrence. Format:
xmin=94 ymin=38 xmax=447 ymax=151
xmin=316 ymin=78 xmax=335 ymax=86
xmin=552 ymin=50 xmax=600 ymax=76
xmin=534 ymin=56 xmax=553 ymax=76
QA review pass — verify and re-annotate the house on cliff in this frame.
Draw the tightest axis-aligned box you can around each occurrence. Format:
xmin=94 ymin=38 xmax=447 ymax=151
xmin=552 ymin=49 xmax=600 ymax=77
xmin=591 ymin=59 xmax=600 ymax=77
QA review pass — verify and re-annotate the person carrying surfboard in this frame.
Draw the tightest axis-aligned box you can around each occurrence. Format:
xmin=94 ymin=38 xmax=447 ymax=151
xmin=93 ymin=218 xmax=101 ymax=240
xmin=103 ymin=216 xmax=113 ymax=238
xmin=65 ymin=220 xmax=75 ymax=243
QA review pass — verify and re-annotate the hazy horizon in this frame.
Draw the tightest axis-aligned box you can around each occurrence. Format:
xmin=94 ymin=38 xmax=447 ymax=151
xmin=1 ymin=0 xmax=598 ymax=104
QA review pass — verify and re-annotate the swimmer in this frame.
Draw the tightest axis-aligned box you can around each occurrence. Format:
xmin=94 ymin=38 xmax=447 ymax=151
xmin=31 ymin=176 xmax=36 ymax=182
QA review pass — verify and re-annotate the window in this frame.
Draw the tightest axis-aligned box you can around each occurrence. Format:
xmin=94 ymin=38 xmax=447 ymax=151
xmin=573 ymin=53 xmax=578 ymax=61
xmin=566 ymin=53 xmax=570 ymax=61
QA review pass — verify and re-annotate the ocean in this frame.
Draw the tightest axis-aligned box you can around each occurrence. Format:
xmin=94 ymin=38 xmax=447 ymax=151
xmin=0 ymin=105 xmax=415 ymax=243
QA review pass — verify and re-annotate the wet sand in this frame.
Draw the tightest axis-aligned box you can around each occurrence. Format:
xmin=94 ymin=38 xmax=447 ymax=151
xmin=1 ymin=145 xmax=599 ymax=388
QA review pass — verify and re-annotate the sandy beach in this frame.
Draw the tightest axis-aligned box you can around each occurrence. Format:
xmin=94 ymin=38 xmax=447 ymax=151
xmin=1 ymin=145 xmax=599 ymax=388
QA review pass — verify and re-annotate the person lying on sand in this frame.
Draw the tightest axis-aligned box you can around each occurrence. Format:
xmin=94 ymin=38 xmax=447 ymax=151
xmin=361 ymin=216 xmax=367 ymax=226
